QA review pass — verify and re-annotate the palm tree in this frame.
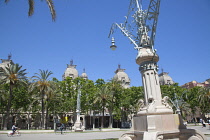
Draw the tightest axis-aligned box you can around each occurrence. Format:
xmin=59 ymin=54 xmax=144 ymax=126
xmin=198 ymin=87 xmax=210 ymax=116
xmin=30 ymin=69 xmax=54 ymax=129
xmin=44 ymin=82 xmax=57 ymax=129
xmin=1 ymin=63 xmax=27 ymax=130
xmin=186 ymin=87 xmax=202 ymax=124
xmin=107 ymin=78 xmax=123 ymax=128
xmin=0 ymin=83 xmax=9 ymax=113
xmin=4 ymin=0 xmax=56 ymax=21
xmin=94 ymin=85 xmax=111 ymax=128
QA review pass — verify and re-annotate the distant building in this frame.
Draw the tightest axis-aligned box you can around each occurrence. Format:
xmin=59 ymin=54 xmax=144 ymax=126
xmin=113 ymin=64 xmax=130 ymax=88
xmin=80 ymin=68 xmax=88 ymax=80
xmin=181 ymin=79 xmax=210 ymax=123
xmin=62 ymin=60 xmax=79 ymax=80
xmin=158 ymin=70 xmax=174 ymax=85
xmin=181 ymin=80 xmax=210 ymax=89
xmin=206 ymin=78 xmax=210 ymax=84
xmin=0 ymin=54 xmax=14 ymax=79
xmin=62 ymin=60 xmax=88 ymax=81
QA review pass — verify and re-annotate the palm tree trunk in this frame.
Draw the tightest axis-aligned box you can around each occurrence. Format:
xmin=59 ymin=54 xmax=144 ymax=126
xmin=109 ymin=98 xmax=114 ymax=128
xmin=193 ymin=114 xmax=197 ymax=125
xmin=93 ymin=110 xmax=95 ymax=129
xmin=102 ymin=101 xmax=105 ymax=128
xmin=3 ymin=84 xmax=13 ymax=130
xmin=109 ymin=110 xmax=113 ymax=128
xmin=45 ymin=103 xmax=49 ymax=130
xmin=41 ymin=93 xmax=45 ymax=129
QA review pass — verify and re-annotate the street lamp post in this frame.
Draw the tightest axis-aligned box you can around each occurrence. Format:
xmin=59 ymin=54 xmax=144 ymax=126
xmin=109 ymin=0 xmax=206 ymax=139
xmin=109 ymin=0 xmax=172 ymax=116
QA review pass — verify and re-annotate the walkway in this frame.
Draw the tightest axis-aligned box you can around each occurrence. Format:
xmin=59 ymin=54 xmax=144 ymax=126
xmin=0 ymin=125 xmax=209 ymax=140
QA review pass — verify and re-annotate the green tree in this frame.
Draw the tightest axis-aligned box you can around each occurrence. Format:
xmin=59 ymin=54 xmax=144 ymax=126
xmin=1 ymin=63 xmax=27 ymax=130
xmin=186 ymin=86 xmax=202 ymax=124
xmin=106 ymin=78 xmax=123 ymax=128
xmin=80 ymin=79 xmax=96 ymax=115
xmin=129 ymin=86 xmax=144 ymax=111
xmin=95 ymin=79 xmax=106 ymax=88
xmin=59 ymin=77 xmax=77 ymax=113
xmin=120 ymin=86 xmax=144 ymax=126
xmin=0 ymin=84 xmax=9 ymax=121
xmin=198 ymin=87 xmax=210 ymax=118
xmin=40 ymin=77 xmax=58 ymax=129
xmin=161 ymin=84 xmax=189 ymax=117
xmin=47 ymin=78 xmax=62 ymax=115
xmin=82 ymin=79 xmax=97 ymax=129
xmin=12 ymin=83 xmax=30 ymax=112
xmin=94 ymin=84 xmax=111 ymax=128
xmin=30 ymin=69 xmax=54 ymax=129
xmin=4 ymin=0 xmax=56 ymax=21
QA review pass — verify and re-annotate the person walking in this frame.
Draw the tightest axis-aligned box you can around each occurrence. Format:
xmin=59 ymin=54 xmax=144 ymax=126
xmin=200 ymin=119 xmax=206 ymax=128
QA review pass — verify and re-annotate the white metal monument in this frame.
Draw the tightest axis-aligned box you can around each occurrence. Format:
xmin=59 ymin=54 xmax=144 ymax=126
xmin=109 ymin=0 xmax=206 ymax=139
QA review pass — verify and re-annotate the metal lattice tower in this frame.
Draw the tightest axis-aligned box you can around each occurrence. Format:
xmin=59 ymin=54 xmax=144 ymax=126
xmin=109 ymin=0 xmax=161 ymax=51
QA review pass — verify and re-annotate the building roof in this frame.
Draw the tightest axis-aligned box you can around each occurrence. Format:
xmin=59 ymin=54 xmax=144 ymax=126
xmin=158 ymin=71 xmax=174 ymax=85
xmin=113 ymin=64 xmax=130 ymax=88
xmin=80 ymin=68 xmax=88 ymax=80
xmin=63 ymin=60 xmax=79 ymax=80
xmin=181 ymin=80 xmax=210 ymax=89
xmin=0 ymin=54 xmax=14 ymax=78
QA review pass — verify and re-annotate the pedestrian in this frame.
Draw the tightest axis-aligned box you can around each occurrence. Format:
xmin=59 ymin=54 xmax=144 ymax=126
xmin=208 ymin=119 xmax=210 ymax=129
xmin=201 ymin=119 xmax=206 ymax=128
xmin=60 ymin=123 xmax=65 ymax=134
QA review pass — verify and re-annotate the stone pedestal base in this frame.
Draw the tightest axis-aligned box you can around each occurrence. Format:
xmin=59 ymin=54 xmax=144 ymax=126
xmin=72 ymin=121 xmax=85 ymax=132
xmin=119 ymin=114 xmax=206 ymax=140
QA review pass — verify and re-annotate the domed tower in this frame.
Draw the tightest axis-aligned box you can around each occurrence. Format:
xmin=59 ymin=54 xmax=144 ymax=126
xmin=113 ymin=64 xmax=130 ymax=88
xmin=62 ymin=60 xmax=79 ymax=80
xmin=0 ymin=54 xmax=14 ymax=79
xmin=80 ymin=68 xmax=88 ymax=80
xmin=159 ymin=69 xmax=174 ymax=85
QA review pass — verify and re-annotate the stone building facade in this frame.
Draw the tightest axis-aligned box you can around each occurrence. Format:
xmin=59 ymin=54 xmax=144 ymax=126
xmin=158 ymin=71 xmax=174 ymax=85
xmin=181 ymin=80 xmax=210 ymax=89
xmin=80 ymin=69 xmax=88 ymax=80
xmin=113 ymin=64 xmax=130 ymax=88
xmin=0 ymin=54 xmax=14 ymax=79
xmin=62 ymin=60 xmax=79 ymax=80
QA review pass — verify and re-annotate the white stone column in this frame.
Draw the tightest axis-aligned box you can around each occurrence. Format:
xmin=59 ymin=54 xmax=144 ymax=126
xmin=137 ymin=48 xmax=173 ymax=115
xmin=120 ymin=47 xmax=206 ymax=139
xmin=73 ymin=84 xmax=85 ymax=132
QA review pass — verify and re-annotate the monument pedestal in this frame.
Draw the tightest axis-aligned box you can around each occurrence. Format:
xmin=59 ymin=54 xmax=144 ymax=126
xmin=73 ymin=121 xmax=84 ymax=132
xmin=72 ymin=112 xmax=85 ymax=132
xmin=119 ymin=114 xmax=206 ymax=140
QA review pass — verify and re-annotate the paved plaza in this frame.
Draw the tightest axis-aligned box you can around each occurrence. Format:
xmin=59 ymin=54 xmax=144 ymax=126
xmin=0 ymin=125 xmax=209 ymax=140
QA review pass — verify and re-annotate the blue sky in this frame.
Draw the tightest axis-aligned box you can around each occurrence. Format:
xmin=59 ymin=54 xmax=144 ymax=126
xmin=0 ymin=0 xmax=209 ymax=87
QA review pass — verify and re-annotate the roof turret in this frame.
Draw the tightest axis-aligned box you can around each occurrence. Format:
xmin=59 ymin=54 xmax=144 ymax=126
xmin=113 ymin=64 xmax=130 ymax=88
xmin=80 ymin=68 xmax=88 ymax=80
xmin=62 ymin=60 xmax=79 ymax=80
xmin=158 ymin=69 xmax=174 ymax=85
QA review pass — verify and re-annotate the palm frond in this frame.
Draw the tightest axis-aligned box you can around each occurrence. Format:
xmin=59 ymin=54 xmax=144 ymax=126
xmin=1 ymin=63 xmax=27 ymax=85
xmin=4 ymin=0 xmax=10 ymax=4
xmin=28 ymin=0 xmax=35 ymax=17
xmin=45 ymin=0 xmax=56 ymax=21
xmin=3 ymin=0 xmax=56 ymax=21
